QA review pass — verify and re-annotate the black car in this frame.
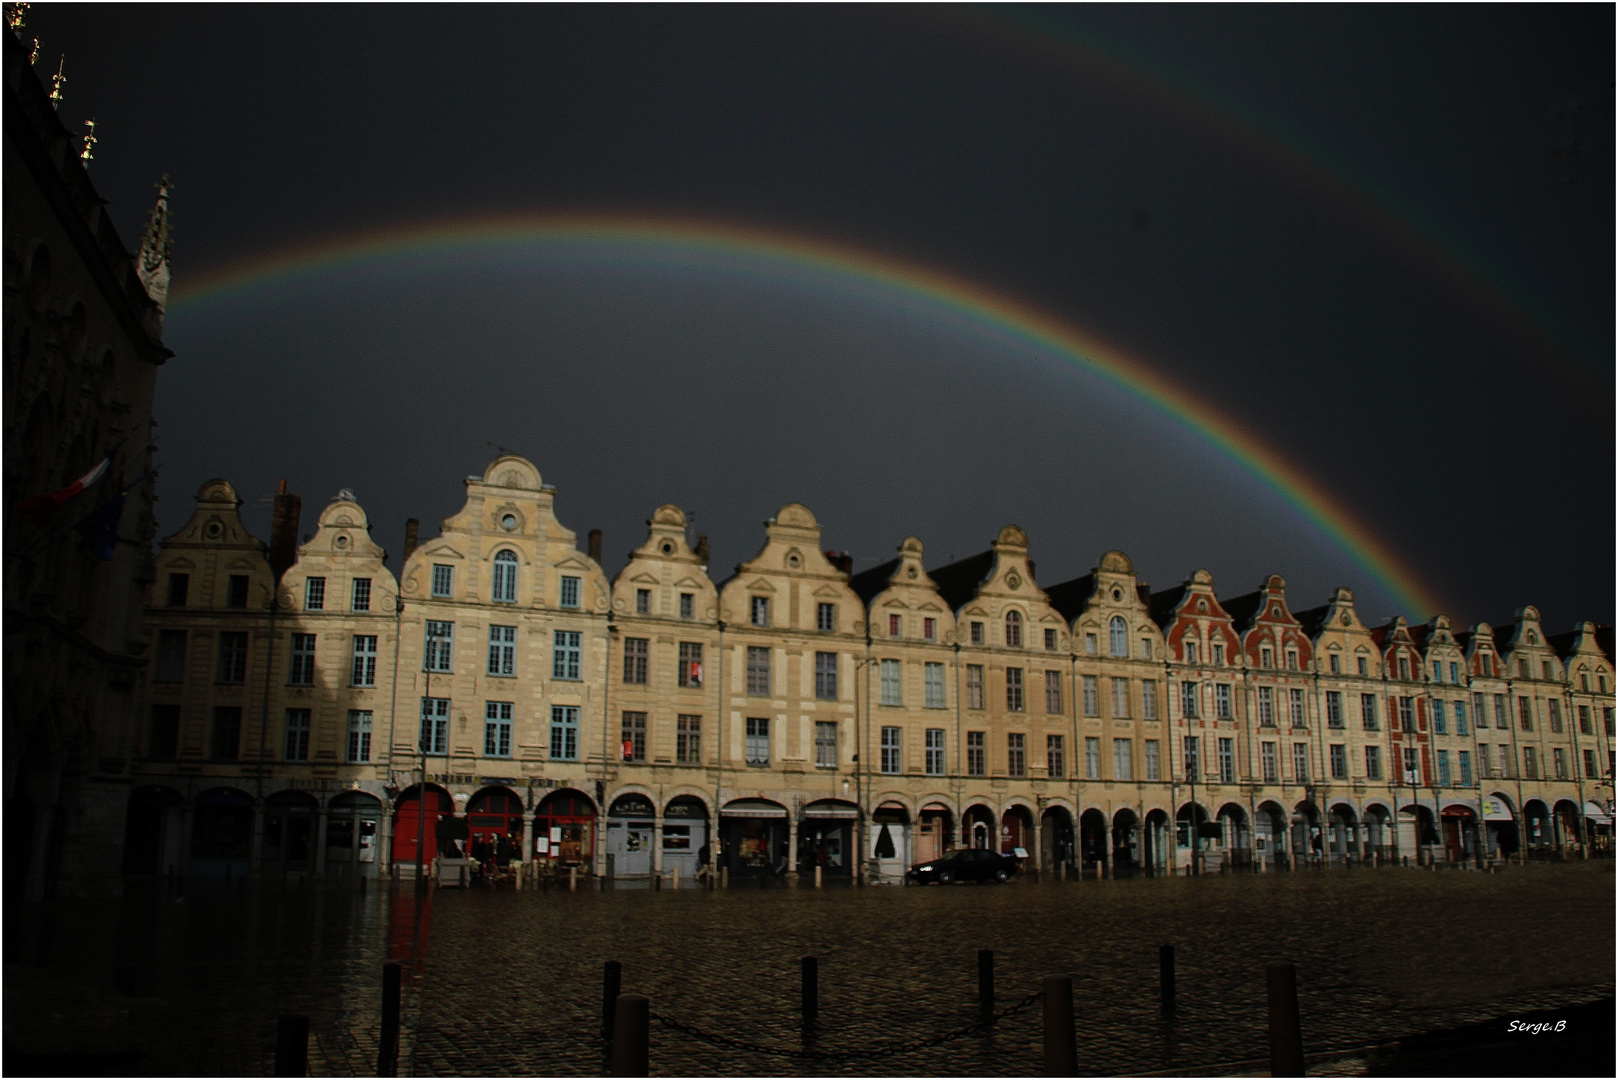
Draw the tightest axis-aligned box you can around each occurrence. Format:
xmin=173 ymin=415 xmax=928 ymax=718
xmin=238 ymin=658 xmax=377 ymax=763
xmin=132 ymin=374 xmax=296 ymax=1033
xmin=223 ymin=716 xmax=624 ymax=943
xmin=906 ymin=848 xmax=1020 ymax=884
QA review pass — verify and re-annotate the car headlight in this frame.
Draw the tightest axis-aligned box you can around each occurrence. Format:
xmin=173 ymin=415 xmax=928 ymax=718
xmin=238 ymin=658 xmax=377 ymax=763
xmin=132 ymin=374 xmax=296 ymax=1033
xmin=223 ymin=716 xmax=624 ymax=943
xmin=917 ymin=864 xmax=932 ymax=872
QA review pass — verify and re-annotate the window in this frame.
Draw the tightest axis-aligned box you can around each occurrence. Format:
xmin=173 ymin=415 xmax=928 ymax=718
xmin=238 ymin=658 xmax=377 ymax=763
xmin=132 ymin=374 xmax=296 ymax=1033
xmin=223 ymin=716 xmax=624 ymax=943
xmin=1608 ymin=707 xmax=1615 ymax=736
xmin=815 ymin=721 xmax=838 ymax=768
xmin=492 ymin=551 xmax=518 ymax=603
xmin=155 ymin=629 xmax=186 ymax=683
xmin=1185 ymin=641 xmax=1200 ymax=665
xmin=968 ymin=731 xmax=986 ymax=776
xmin=1517 ymin=697 xmax=1533 ymax=731
xmin=1433 ymin=701 xmax=1447 ymax=734
xmin=1582 ymin=748 xmax=1597 ymax=780
xmin=1113 ymin=677 xmax=1131 ymax=718
xmin=488 ymin=625 xmax=515 ymax=677
xmin=1215 ymin=683 xmax=1232 ymax=720
xmin=1144 ymin=739 xmax=1161 ymax=780
xmin=1553 ymin=747 xmax=1567 ymax=780
xmin=1433 ymin=661 xmax=1442 ymax=683
xmin=1114 ymin=737 xmax=1133 ymax=781
xmin=347 ymin=710 xmax=372 ymax=763
xmin=486 ymin=702 xmax=514 ymax=757
xmin=1289 ymin=688 xmax=1305 ymax=727
xmin=1085 ymin=736 xmax=1101 ymax=780
xmin=881 ymin=727 xmax=903 ymax=773
xmin=1326 ymin=691 xmax=1342 ymax=728
xmin=352 ymin=577 xmax=371 ymax=611
xmin=1083 ymin=675 xmax=1099 ymax=717
xmin=881 ymin=659 xmax=903 ymax=706
xmin=1459 ymin=750 xmax=1473 ymax=786
xmin=746 ymin=646 xmax=771 ymax=696
xmin=352 ymin=635 xmax=378 ymax=686
xmin=745 ymin=717 xmax=770 ymax=766
xmin=1402 ymin=747 xmax=1419 ymax=784
xmin=636 ymin=588 xmax=651 ymax=615
xmin=212 ymin=706 xmax=241 ymax=760
xmin=623 ymin=637 xmax=648 ymax=684
xmin=167 ymin=572 xmax=189 ymax=607
xmin=1578 ymin=705 xmax=1592 ymax=735
xmin=1357 ymin=656 xmax=1368 ymax=676
xmin=1109 ymin=616 xmax=1127 ymax=657
xmin=677 ymin=715 xmax=702 ymax=764
xmin=284 ymin=708 xmax=311 ymax=761
xmin=925 ymin=662 xmax=945 ymax=708
xmin=970 ymin=621 xmax=984 ymax=645
xmin=750 ymin=596 xmax=770 ymax=627
xmin=552 ymin=629 xmax=581 ymax=680
xmin=1258 ymin=686 xmax=1274 ymax=726
xmin=1494 ymin=695 xmax=1508 ymax=729
xmin=621 ymin=711 xmax=647 ymax=762
xmin=1449 ymin=661 xmax=1458 ymax=683
xmin=1361 ymin=693 xmax=1378 ymax=731
xmin=815 ymin=651 xmax=838 ymax=700
xmin=1499 ymin=745 xmax=1513 ymax=778
xmin=1543 ymin=660 xmax=1554 ymax=680
xmin=217 ymin=631 xmax=248 ymax=684
xmin=1181 ymin=681 xmax=1199 ymax=719
xmin=923 ymin=617 xmax=936 ymax=641
xmin=1286 ymin=650 xmax=1299 ymax=671
xmin=1329 ymin=743 xmax=1346 ymax=780
xmin=1399 ymin=656 xmax=1410 ymax=681
xmin=1455 ymin=700 xmax=1469 ymax=735
xmin=423 ymin=621 xmax=455 ymax=672
xmin=1213 ymin=643 xmax=1225 ymax=667
xmin=927 ymin=728 xmax=946 ymax=775
xmin=559 ymin=575 xmax=580 ymax=608
xmin=1005 ymin=610 xmax=1022 ymax=647
xmin=1398 ymin=696 xmax=1414 ymax=732
xmin=1260 ymin=647 xmax=1272 ymax=668
xmin=1044 ymin=627 xmax=1058 ymax=651
xmin=1261 ymin=742 xmax=1278 ymax=782
xmin=817 ymin=602 xmax=835 ymax=632
xmin=1435 ymin=749 xmax=1451 ymax=786
xmin=420 ymin=698 xmax=449 ymax=754
xmin=1142 ymin=679 xmax=1158 ymax=720
xmin=1046 ymin=734 xmax=1064 ymax=778
xmin=1182 ymin=735 xmax=1200 ymax=780
xmin=1006 ymin=667 xmax=1024 ymax=711
xmin=889 ymin=614 xmax=902 ymax=638
xmin=1329 ymin=653 xmax=1340 ymax=675
xmin=1139 ymin=638 xmax=1153 ymax=660
xmin=1085 ymin=633 xmax=1098 ymax=655
xmin=430 ymin=565 xmax=453 ymax=599
xmin=680 ymin=593 xmax=694 ymax=620
xmin=1517 ymin=658 xmax=1529 ymax=679
xmin=679 ymin=642 xmax=703 ymax=688
xmin=148 ymin=705 xmax=180 ymax=759
xmin=967 ymin=665 xmax=985 ymax=709
xmin=227 ymin=575 xmax=249 ymax=608
xmin=1006 ymin=732 xmax=1025 ymax=777
xmin=550 ymin=705 xmax=579 ymax=760
xmin=1046 ymin=670 xmax=1065 ymax=714
xmin=1219 ymin=737 xmax=1236 ymax=782
xmin=1547 ymin=699 xmax=1562 ymax=733
xmin=1365 ymin=745 xmax=1382 ymax=780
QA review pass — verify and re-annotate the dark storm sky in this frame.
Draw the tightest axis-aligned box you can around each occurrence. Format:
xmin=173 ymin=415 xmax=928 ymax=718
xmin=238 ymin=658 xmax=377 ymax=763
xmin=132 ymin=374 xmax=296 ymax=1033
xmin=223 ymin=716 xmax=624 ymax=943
xmin=27 ymin=4 xmax=1614 ymax=630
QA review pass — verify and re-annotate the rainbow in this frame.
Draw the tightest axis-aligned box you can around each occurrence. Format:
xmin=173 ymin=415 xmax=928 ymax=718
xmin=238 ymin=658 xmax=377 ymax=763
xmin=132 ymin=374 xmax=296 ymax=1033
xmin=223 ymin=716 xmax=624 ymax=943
xmin=167 ymin=211 xmax=1444 ymax=618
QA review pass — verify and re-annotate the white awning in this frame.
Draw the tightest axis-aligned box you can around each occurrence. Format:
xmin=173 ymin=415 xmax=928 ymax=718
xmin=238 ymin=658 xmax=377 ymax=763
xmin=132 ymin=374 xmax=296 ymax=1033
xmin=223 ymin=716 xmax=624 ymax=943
xmin=803 ymin=807 xmax=859 ymax=819
xmin=1584 ymin=801 xmax=1612 ymax=824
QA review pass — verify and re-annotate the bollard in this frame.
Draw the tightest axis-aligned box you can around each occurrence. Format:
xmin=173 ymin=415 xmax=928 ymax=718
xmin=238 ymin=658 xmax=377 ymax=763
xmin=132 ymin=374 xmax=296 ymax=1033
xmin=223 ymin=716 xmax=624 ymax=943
xmin=1159 ymin=945 xmax=1176 ymax=1009
xmin=602 ymin=961 xmax=622 ymax=1040
xmin=1042 ymin=975 xmax=1077 ymax=1076
xmin=274 ymin=1014 xmax=309 ymax=1077
xmin=609 ymin=994 xmax=650 ymax=1077
xmin=721 ymin=866 xmax=729 ymax=890
xmin=570 ymin=866 xmax=577 ymax=892
xmin=814 ymin=864 xmax=822 ymax=889
xmin=978 ymin=949 xmax=995 ymax=1009
xmin=801 ymin=956 xmax=818 ymax=1026
xmin=653 ymin=872 xmax=662 ymax=892
xmin=1266 ymin=962 xmax=1305 ymax=1076
xmin=672 ymin=866 xmax=679 ymax=891
xmin=377 ymin=963 xmax=401 ymax=1077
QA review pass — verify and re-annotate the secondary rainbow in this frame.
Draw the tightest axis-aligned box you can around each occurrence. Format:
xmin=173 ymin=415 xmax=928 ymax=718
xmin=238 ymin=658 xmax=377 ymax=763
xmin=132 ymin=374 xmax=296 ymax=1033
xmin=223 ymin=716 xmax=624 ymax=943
xmin=168 ymin=211 xmax=1443 ymax=618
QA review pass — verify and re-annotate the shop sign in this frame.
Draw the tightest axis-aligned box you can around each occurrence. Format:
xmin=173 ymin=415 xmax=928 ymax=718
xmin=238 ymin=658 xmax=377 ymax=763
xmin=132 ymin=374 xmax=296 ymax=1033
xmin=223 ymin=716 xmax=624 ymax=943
xmin=1482 ymin=797 xmax=1514 ymax=821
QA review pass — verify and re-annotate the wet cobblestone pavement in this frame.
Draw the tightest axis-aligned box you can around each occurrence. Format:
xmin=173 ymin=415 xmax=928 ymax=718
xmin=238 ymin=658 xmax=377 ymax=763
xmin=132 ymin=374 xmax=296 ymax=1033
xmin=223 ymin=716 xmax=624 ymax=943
xmin=5 ymin=862 xmax=1611 ymax=1076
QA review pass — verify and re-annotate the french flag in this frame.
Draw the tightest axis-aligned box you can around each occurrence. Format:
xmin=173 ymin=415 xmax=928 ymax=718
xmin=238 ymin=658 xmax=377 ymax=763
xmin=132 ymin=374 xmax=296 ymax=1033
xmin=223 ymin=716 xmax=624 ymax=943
xmin=16 ymin=455 xmax=112 ymax=522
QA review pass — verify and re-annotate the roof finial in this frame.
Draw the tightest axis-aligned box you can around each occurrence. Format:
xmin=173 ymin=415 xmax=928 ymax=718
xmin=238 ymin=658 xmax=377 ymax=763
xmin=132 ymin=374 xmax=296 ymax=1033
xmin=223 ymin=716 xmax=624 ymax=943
xmin=6 ymin=3 xmax=29 ymax=33
xmin=27 ymin=35 xmax=37 ymax=63
xmin=48 ymin=53 xmax=63 ymax=109
xmin=136 ymin=175 xmax=174 ymax=316
xmin=79 ymin=117 xmax=96 ymax=166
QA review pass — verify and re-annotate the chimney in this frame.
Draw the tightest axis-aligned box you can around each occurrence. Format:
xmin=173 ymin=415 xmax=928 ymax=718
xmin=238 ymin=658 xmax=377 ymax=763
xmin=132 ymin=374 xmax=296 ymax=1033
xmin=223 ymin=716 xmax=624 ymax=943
xmin=587 ymin=528 xmax=602 ymax=565
xmin=825 ymin=550 xmax=853 ymax=577
xmin=268 ymin=479 xmax=301 ymax=583
xmin=403 ymin=518 xmax=419 ymax=561
xmin=694 ymin=533 xmax=710 ymax=567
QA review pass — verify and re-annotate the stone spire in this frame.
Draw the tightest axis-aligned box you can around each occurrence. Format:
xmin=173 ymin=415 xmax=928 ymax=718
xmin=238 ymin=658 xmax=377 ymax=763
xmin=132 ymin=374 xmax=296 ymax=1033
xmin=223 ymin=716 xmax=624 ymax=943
xmin=136 ymin=175 xmax=173 ymax=316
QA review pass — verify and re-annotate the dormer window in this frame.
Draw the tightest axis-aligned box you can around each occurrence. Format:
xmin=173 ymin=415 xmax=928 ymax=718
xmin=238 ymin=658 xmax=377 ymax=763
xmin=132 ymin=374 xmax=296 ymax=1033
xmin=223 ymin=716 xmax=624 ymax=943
xmin=680 ymin=593 xmax=695 ymax=620
xmin=1398 ymin=656 xmax=1410 ymax=681
xmin=970 ymin=621 xmax=984 ymax=645
xmin=559 ymin=575 xmax=580 ymax=609
xmin=1518 ymin=659 xmax=1529 ymax=678
xmin=431 ymin=564 xmax=453 ymax=598
xmin=1580 ymin=672 xmax=1589 ymax=692
xmin=889 ymin=614 xmax=902 ymax=638
xmin=306 ymin=577 xmax=326 ymax=610
xmin=636 ymin=589 xmax=651 ymax=615
xmin=923 ymin=617 xmax=936 ymax=641
xmin=492 ymin=550 xmax=518 ymax=603
xmin=751 ymin=596 xmax=770 ymax=627
xmin=166 ymin=572 xmax=189 ymax=607
xmin=1328 ymin=653 xmax=1340 ymax=675
xmin=1286 ymin=650 xmax=1298 ymax=671
xmin=1044 ymin=628 xmax=1057 ymax=650
xmin=1213 ymin=643 xmax=1225 ymax=667
xmin=1139 ymin=638 xmax=1152 ymax=660
xmin=1542 ymin=661 xmax=1553 ymax=680
xmin=1526 ymin=631 xmax=1537 ymax=645
xmin=1185 ymin=641 xmax=1199 ymax=665
xmin=1357 ymin=656 xmax=1368 ymax=676
xmin=1109 ymin=616 xmax=1127 ymax=657
xmin=1261 ymin=647 xmax=1273 ymax=669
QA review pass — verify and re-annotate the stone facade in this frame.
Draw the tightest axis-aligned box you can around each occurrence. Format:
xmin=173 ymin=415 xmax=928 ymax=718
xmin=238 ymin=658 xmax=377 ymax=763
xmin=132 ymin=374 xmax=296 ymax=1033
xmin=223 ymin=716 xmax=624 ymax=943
xmin=128 ymin=455 xmax=1617 ymax=882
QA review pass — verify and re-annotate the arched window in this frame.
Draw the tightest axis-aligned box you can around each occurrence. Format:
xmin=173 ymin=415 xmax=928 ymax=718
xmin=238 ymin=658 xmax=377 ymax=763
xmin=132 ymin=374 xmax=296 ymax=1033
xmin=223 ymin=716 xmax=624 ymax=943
xmin=1109 ymin=616 xmax=1128 ymax=657
xmin=1005 ymin=610 xmax=1022 ymax=647
xmin=492 ymin=550 xmax=518 ymax=603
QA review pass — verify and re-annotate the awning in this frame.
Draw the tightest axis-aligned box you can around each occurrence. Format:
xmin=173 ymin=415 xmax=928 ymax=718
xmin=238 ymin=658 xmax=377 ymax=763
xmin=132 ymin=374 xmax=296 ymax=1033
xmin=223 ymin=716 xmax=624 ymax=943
xmin=1584 ymin=801 xmax=1612 ymax=824
xmin=803 ymin=807 xmax=859 ymax=819
xmin=721 ymin=800 xmax=786 ymax=818
xmin=1482 ymin=797 xmax=1515 ymax=822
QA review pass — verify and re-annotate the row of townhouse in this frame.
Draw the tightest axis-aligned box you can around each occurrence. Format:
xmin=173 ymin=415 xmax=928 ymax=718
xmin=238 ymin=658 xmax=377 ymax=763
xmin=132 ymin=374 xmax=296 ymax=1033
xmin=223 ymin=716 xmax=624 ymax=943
xmin=126 ymin=455 xmax=1616 ymax=883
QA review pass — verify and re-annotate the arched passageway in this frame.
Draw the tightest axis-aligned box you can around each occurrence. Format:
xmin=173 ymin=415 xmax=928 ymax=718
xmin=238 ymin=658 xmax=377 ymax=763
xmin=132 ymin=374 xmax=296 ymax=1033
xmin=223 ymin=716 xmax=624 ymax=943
xmin=1143 ymin=809 xmax=1171 ymax=873
xmin=326 ymin=792 xmax=383 ymax=878
xmin=1523 ymin=799 xmax=1552 ymax=854
xmin=192 ymin=787 xmax=252 ymax=877
xmin=871 ymin=801 xmax=911 ymax=880
xmin=1040 ymin=806 xmax=1074 ymax=873
xmin=1254 ymin=802 xmax=1287 ymax=868
xmin=263 ymin=791 xmax=318 ymax=875
xmin=533 ymin=789 xmax=596 ymax=868
xmin=1217 ymin=803 xmax=1250 ymax=869
xmin=393 ymin=783 xmax=455 ymax=872
xmin=1327 ymin=804 xmax=1358 ymax=864
xmin=916 ymin=803 xmax=954 ymax=864
xmin=1441 ymin=805 xmax=1478 ymax=864
xmin=1078 ymin=808 xmax=1108 ymax=870
xmin=1483 ymin=792 xmax=1519 ymax=857
xmin=999 ymin=805 xmax=1034 ymax=860
xmin=1110 ymin=809 xmax=1139 ymax=874
xmin=963 ymin=805 xmax=995 ymax=850
xmin=121 ymin=786 xmax=183 ymax=875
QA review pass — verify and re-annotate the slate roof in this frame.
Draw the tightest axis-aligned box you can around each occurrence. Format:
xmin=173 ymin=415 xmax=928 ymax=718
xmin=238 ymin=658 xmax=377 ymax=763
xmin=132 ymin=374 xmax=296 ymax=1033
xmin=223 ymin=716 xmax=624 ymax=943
xmin=848 ymin=558 xmax=900 ymax=606
xmin=1221 ymin=590 xmax=1264 ymax=632
xmin=1043 ymin=574 xmax=1095 ymax=624
xmin=1293 ymin=604 xmax=1330 ymax=638
xmin=926 ymin=550 xmax=996 ymax=613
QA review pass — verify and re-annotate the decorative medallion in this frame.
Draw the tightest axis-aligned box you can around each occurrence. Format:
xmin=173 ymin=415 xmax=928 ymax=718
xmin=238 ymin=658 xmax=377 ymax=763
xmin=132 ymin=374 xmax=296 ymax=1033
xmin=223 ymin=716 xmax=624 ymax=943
xmin=1006 ymin=571 xmax=1021 ymax=590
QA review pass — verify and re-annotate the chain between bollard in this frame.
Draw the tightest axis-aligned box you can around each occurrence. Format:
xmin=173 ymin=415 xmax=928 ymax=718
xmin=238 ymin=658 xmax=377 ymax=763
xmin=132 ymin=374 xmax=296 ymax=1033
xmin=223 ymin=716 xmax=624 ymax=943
xmin=648 ymin=986 xmax=1045 ymax=1060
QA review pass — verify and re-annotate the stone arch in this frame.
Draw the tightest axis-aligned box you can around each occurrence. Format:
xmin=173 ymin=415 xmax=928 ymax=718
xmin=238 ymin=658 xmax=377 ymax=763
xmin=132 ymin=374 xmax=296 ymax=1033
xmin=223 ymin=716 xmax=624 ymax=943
xmin=120 ymin=785 xmax=184 ymax=875
xmin=192 ymin=787 xmax=253 ymax=877
xmin=1040 ymin=803 xmax=1075 ymax=871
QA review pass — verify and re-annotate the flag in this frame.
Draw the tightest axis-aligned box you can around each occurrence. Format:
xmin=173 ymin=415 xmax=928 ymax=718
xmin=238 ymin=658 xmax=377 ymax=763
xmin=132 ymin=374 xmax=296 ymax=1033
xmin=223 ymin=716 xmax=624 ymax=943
xmin=15 ymin=455 xmax=111 ymax=522
xmin=70 ymin=469 xmax=153 ymax=561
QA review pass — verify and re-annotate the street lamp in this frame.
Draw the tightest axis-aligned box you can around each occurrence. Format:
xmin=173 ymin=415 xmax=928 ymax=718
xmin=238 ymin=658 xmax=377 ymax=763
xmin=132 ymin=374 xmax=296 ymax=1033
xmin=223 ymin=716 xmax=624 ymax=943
xmin=415 ymin=621 xmax=448 ymax=895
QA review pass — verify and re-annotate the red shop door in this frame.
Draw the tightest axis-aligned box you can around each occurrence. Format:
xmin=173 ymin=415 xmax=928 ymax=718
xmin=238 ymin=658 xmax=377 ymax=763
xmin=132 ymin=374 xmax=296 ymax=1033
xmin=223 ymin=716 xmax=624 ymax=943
xmin=393 ymin=790 xmax=450 ymax=865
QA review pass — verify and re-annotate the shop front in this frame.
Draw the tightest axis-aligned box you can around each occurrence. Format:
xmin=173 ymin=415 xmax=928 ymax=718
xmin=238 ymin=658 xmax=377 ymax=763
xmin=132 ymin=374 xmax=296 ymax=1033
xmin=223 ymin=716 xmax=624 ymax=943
xmin=1440 ymin=805 xmax=1477 ymax=863
xmin=325 ymin=791 xmax=383 ymax=878
xmin=662 ymin=796 xmax=709 ymax=879
xmin=263 ymin=790 xmax=318 ymax=875
xmin=606 ymin=793 xmax=656 ymax=878
xmin=917 ymin=804 xmax=953 ymax=863
xmin=1482 ymin=793 xmax=1518 ymax=856
xmin=1583 ymin=801 xmax=1612 ymax=851
xmin=721 ymin=798 xmax=788 ymax=877
xmin=122 ymin=785 xmax=184 ymax=875
xmin=392 ymin=784 xmax=455 ymax=871
xmin=467 ymin=787 xmax=525 ymax=868
xmin=533 ymin=788 xmax=596 ymax=869
xmin=799 ymin=799 xmax=857 ymax=877
xmin=191 ymin=787 xmax=252 ymax=878
xmin=870 ymin=802 xmax=910 ymax=881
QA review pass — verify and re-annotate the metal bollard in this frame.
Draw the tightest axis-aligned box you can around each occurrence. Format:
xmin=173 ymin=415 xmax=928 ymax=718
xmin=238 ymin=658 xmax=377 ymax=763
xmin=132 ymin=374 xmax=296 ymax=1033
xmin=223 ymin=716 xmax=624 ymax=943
xmin=1159 ymin=945 xmax=1176 ymax=1009
xmin=602 ymin=961 xmax=622 ymax=1040
xmin=1266 ymin=962 xmax=1305 ymax=1076
xmin=377 ymin=963 xmax=400 ymax=1077
xmin=609 ymin=994 xmax=649 ymax=1077
xmin=801 ymin=956 xmax=818 ymax=1026
xmin=274 ymin=1014 xmax=309 ymax=1077
xmin=978 ymin=949 xmax=994 ymax=1010
xmin=1042 ymin=975 xmax=1076 ymax=1076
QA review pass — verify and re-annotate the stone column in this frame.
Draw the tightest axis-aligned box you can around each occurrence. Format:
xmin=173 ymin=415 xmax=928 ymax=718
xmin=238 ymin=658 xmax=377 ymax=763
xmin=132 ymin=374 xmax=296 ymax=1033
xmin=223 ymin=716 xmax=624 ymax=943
xmin=250 ymin=802 xmax=266 ymax=875
xmin=178 ymin=800 xmax=195 ymax=875
xmin=786 ymin=814 xmax=798 ymax=876
xmin=378 ymin=807 xmax=393 ymax=878
xmin=314 ymin=805 xmax=329 ymax=875
xmin=652 ymin=814 xmax=664 ymax=875
xmin=1032 ymin=817 xmax=1043 ymax=874
xmin=905 ymin=820 xmax=917 ymax=874
xmin=519 ymin=816 xmax=531 ymax=865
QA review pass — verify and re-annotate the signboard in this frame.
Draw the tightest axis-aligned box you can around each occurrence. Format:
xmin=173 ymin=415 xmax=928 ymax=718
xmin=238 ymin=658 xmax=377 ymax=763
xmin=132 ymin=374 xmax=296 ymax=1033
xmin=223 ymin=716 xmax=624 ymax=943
xmin=535 ymin=837 xmax=550 ymax=854
xmin=1482 ymin=797 xmax=1514 ymax=822
xmin=550 ymin=827 xmax=562 ymax=843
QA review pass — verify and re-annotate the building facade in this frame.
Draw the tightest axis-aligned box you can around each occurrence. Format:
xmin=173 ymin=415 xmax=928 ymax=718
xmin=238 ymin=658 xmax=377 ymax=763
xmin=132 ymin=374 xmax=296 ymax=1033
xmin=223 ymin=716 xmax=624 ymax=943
xmin=127 ymin=455 xmax=1617 ymax=883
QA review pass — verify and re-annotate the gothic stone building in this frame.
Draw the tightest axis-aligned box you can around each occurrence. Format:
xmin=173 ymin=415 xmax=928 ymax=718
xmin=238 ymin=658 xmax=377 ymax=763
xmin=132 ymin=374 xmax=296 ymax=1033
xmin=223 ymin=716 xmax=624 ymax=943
xmin=127 ymin=455 xmax=1616 ymax=883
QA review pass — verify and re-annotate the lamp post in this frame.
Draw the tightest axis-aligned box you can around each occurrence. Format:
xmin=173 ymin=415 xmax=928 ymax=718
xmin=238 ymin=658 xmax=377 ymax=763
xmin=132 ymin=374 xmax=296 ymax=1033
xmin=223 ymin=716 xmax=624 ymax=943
xmin=415 ymin=621 xmax=447 ymax=895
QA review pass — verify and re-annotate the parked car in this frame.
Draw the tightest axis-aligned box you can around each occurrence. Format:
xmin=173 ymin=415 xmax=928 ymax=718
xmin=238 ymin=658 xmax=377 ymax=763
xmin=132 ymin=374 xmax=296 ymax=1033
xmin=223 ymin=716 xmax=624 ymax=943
xmin=906 ymin=847 xmax=1021 ymax=884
